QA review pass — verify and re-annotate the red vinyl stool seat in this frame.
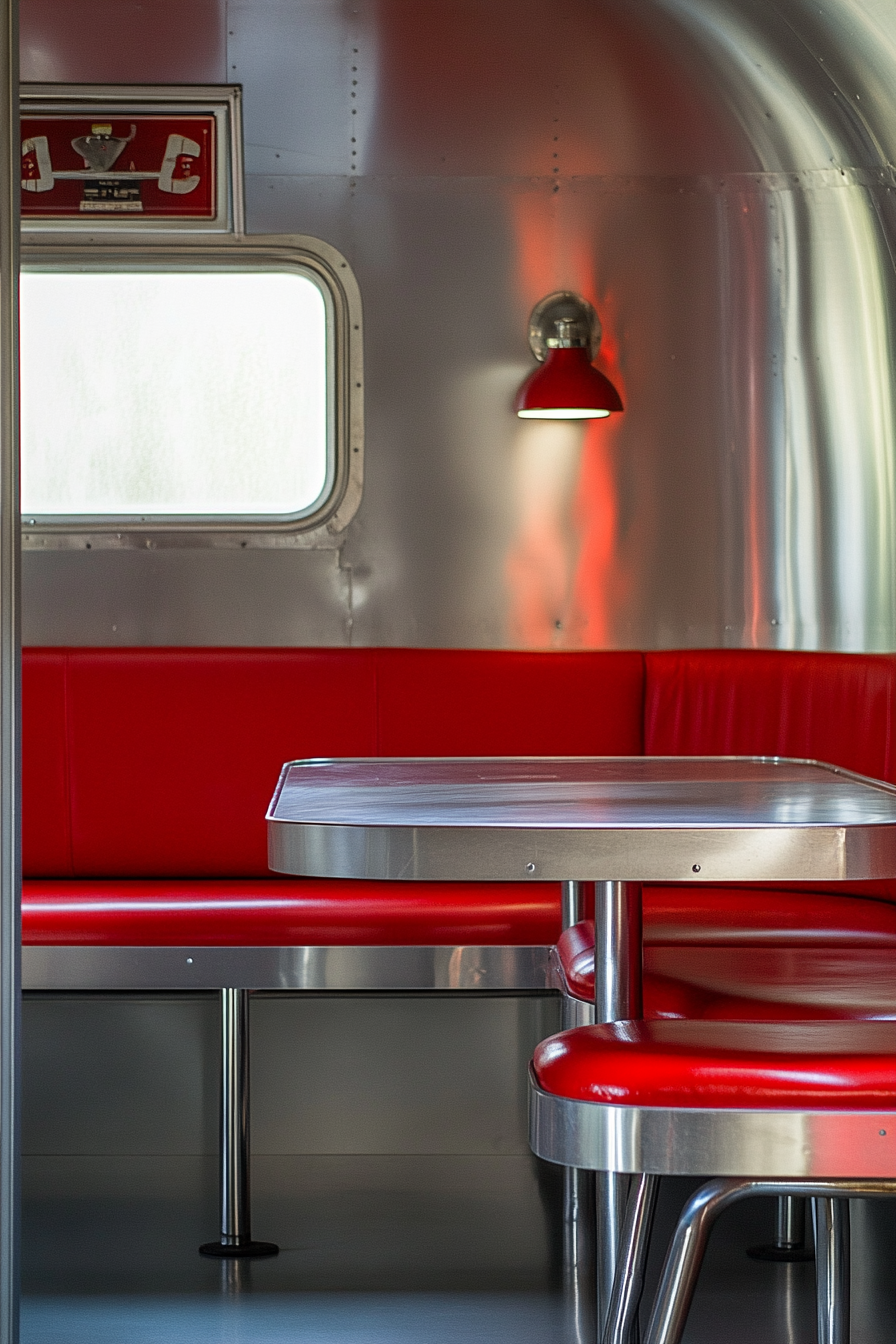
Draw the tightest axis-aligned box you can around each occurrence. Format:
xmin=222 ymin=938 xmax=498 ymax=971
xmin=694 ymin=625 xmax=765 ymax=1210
xmin=556 ymin=888 xmax=896 ymax=1019
xmin=529 ymin=1020 xmax=896 ymax=1344
xmin=532 ymin=1019 xmax=896 ymax=1109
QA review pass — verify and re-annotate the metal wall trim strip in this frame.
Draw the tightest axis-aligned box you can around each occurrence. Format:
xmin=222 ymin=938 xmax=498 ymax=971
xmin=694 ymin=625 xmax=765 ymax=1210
xmin=22 ymin=944 xmax=553 ymax=992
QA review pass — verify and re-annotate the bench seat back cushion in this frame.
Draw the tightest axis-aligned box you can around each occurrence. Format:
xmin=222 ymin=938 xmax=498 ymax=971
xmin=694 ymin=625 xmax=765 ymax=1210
xmin=23 ymin=648 xmax=645 ymax=879
xmin=644 ymin=648 xmax=896 ymax=899
xmin=644 ymin=649 xmax=896 ymax=779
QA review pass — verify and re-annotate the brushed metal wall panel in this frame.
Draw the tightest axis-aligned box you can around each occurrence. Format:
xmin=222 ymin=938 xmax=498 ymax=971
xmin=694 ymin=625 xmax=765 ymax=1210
xmin=250 ymin=995 xmax=560 ymax=1157
xmin=22 ymin=995 xmax=560 ymax=1157
xmin=22 ymin=548 xmax=352 ymax=645
xmin=22 ymin=998 xmax=219 ymax=1156
xmin=20 ymin=0 xmax=896 ymax=651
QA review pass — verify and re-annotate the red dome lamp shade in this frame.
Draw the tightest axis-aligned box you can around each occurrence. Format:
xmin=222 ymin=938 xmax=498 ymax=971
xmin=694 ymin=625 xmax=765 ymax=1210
xmin=514 ymin=291 xmax=623 ymax=420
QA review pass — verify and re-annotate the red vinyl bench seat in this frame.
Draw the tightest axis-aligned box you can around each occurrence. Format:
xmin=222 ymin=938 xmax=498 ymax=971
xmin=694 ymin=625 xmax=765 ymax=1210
xmin=21 ymin=645 xmax=896 ymax=1008
xmin=22 ymin=877 xmax=562 ymax=946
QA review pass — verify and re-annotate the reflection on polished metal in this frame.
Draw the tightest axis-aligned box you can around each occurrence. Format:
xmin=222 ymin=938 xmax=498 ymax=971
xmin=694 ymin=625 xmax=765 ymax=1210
xmin=220 ymin=1254 xmax=253 ymax=1296
xmin=748 ymin=1193 xmax=813 ymax=1262
xmin=643 ymin=1179 xmax=879 ymax=1344
xmin=602 ymin=1174 xmax=660 ymax=1344
xmin=812 ymin=1198 xmax=849 ymax=1344
xmin=529 ymin=1075 xmax=896 ymax=1177
xmin=594 ymin=882 xmax=642 ymax=1335
xmin=21 ymin=944 xmax=552 ymax=992
xmin=198 ymin=989 xmax=278 ymax=1259
xmin=0 ymin=0 xmax=18 ymax=1334
xmin=267 ymin=757 xmax=896 ymax=884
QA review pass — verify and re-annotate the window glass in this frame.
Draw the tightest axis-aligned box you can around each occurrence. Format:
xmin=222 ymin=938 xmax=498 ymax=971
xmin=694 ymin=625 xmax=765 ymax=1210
xmin=20 ymin=268 xmax=329 ymax=519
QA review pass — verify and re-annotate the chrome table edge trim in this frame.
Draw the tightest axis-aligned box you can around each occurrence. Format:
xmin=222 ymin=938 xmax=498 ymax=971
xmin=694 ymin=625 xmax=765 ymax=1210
xmin=269 ymin=819 xmax=895 ymax=882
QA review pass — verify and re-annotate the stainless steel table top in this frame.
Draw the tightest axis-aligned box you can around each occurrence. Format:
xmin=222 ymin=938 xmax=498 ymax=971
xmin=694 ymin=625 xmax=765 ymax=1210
xmin=266 ymin=757 xmax=896 ymax=884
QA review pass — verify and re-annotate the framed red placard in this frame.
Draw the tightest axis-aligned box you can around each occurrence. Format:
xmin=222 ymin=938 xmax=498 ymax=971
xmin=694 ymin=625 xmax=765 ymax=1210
xmin=21 ymin=86 xmax=242 ymax=232
xmin=22 ymin=115 xmax=216 ymax=219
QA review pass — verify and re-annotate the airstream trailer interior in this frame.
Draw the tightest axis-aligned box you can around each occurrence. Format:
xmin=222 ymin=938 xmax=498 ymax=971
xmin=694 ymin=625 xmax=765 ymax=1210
xmin=0 ymin=0 xmax=895 ymax=1342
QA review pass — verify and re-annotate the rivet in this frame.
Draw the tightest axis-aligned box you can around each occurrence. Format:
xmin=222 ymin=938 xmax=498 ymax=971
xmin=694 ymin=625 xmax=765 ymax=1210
xmin=186 ymin=957 xmax=193 ymax=964
xmin=692 ymin=864 xmax=701 ymax=873
xmin=526 ymin=862 xmax=536 ymax=873
xmin=881 ymin=1129 xmax=887 ymax=1136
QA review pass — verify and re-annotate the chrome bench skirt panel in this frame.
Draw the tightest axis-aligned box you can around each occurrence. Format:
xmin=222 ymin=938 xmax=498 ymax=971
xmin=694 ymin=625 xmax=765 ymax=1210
xmin=22 ymin=944 xmax=553 ymax=992
xmin=529 ymin=1076 xmax=896 ymax=1178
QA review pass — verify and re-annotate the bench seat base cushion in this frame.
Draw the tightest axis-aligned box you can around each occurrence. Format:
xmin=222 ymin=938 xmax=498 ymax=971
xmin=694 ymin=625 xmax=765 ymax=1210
xmin=22 ymin=878 xmax=562 ymax=946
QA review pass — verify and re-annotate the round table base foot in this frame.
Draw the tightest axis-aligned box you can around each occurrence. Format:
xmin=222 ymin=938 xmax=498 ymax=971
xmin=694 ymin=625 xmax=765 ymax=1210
xmin=199 ymin=1240 xmax=280 ymax=1259
xmin=747 ymin=1243 xmax=814 ymax=1263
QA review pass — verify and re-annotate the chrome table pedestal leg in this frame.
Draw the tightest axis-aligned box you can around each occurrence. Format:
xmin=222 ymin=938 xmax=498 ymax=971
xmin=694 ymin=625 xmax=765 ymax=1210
xmin=749 ymin=1195 xmax=813 ymax=1261
xmin=595 ymin=881 xmax=643 ymax=1336
xmin=813 ymin=1198 xmax=850 ymax=1344
xmin=560 ymin=881 xmax=596 ymax=1344
xmin=200 ymin=987 xmax=279 ymax=1258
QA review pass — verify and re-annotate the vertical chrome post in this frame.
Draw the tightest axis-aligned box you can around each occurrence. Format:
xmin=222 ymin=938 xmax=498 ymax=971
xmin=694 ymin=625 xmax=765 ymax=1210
xmin=594 ymin=881 xmax=642 ymax=1023
xmin=560 ymin=882 xmax=596 ymax=1344
xmin=561 ymin=879 xmax=584 ymax=933
xmin=595 ymin=881 xmax=642 ymax=1335
xmin=220 ymin=985 xmax=249 ymax=1245
xmin=778 ymin=1195 xmax=806 ymax=1249
xmin=0 ymin=5 xmax=19 ymax=1339
xmin=812 ymin=1198 xmax=850 ymax=1344
xmin=199 ymin=988 xmax=278 ymax=1258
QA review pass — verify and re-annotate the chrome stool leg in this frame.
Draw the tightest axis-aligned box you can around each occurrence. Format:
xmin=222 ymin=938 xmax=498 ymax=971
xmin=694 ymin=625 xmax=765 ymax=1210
xmin=643 ymin=1178 xmax=727 ymax=1344
xmin=602 ymin=1174 xmax=660 ymax=1344
xmin=199 ymin=987 xmax=278 ymax=1258
xmin=813 ymin=1198 xmax=850 ymax=1344
xmin=595 ymin=881 xmax=643 ymax=1334
xmin=642 ymin=1180 xmax=864 ymax=1344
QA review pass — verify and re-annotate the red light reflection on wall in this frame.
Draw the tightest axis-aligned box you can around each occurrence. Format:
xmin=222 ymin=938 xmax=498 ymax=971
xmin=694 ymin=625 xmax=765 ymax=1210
xmin=506 ymin=193 xmax=625 ymax=648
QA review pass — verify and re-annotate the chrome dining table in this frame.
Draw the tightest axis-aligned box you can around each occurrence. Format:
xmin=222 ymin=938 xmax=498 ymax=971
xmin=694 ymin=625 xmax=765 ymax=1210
xmin=266 ymin=754 xmax=896 ymax=1332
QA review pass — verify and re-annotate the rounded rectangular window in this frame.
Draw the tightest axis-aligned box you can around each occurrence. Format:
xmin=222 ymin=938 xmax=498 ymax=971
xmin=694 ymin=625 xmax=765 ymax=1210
xmin=19 ymin=237 xmax=363 ymax=544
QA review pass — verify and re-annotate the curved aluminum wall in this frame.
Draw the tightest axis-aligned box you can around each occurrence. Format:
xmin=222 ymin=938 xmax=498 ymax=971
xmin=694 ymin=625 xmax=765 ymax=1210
xmin=19 ymin=0 xmax=896 ymax=650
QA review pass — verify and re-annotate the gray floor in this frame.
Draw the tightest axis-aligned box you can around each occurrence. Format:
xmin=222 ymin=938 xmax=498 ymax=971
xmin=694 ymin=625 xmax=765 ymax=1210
xmin=18 ymin=994 xmax=896 ymax=1343
xmin=19 ymin=1153 xmax=896 ymax=1344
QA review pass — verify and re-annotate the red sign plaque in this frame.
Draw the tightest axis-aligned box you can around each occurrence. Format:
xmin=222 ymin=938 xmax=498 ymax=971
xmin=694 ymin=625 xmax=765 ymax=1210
xmin=21 ymin=114 xmax=216 ymax=218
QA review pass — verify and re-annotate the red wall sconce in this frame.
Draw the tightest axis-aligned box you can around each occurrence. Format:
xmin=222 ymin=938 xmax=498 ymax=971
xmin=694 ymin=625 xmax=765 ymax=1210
xmin=514 ymin=291 xmax=623 ymax=420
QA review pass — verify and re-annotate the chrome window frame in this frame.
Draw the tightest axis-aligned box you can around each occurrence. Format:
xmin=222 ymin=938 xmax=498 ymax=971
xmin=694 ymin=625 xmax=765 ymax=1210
xmin=20 ymin=233 xmax=364 ymax=550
